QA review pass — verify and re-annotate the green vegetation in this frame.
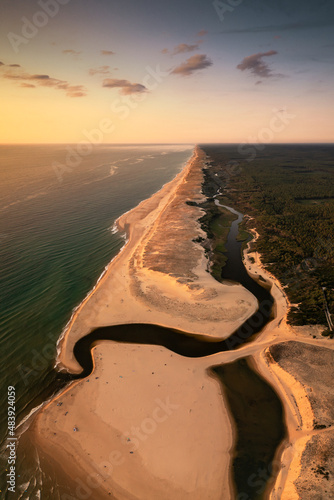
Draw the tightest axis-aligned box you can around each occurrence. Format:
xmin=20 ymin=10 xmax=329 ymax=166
xmin=236 ymin=220 xmax=252 ymax=249
xmin=190 ymin=196 xmax=236 ymax=282
xmin=208 ymin=209 xmax=237 ymax=281
xmin=201 ymin=145 xmax=334 ymax=327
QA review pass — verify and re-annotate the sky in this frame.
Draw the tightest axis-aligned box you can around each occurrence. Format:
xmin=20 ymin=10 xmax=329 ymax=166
xmin=0 ymin=0 xmax=333 ymax=144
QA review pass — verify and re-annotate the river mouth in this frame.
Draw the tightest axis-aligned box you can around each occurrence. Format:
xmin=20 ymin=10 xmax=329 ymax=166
xmin=72 ymin=205 xmax=275 ymax=380
xmin=68 ymin=204 xmax=284 ymax=499
xmin=72 ymin=322 xmax=265 ymax=378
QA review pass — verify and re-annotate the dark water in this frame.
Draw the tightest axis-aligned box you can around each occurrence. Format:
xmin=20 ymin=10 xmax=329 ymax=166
xmin=72 ymin=320 xmax=264 ymax=376
xmin=216 ymin=203 xmax=274 ymax=349
xmin=71 ymin=206 xmax=273 ymax=373
xmin=211 ymin=359 xmax=285 ymax=500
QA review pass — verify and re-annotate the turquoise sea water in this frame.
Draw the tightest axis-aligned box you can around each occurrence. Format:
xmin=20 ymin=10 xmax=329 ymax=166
xmin=0 ymin=144 xmax=194 ymax=447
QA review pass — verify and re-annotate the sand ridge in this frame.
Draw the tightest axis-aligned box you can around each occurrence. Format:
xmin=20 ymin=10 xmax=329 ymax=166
xmin=57 ymin=145 xmax=257 ymax=374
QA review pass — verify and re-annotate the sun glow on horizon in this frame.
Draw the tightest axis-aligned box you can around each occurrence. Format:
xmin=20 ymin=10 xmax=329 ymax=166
xmin=1 ymin=0 xmax=333 ymax=144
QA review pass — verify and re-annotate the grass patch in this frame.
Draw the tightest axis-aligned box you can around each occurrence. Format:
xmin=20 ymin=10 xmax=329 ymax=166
xmin=208 ymin=209 xmax=237 ymax=281
xmin=197 ymin=198 xmax=237 ymax=283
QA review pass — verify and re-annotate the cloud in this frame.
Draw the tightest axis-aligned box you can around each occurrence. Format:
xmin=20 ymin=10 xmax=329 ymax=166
xmin=102 ymin=78 xmax=148 ymax=95
xmin=171 ymin=54 xmax=213 ymax=77
xmin=89 ymin=65 xmax=111 ymax=76
xmin=163 ymin=43 xmax=203 ymax=56
xmin=101 ymin=50 xmax=115 ymax=56
xmin=0 ymin=62 xmax=4 ymax=66
xmin=62 ymin=49 xmax=81 ymax=56
xmin=31 ymin=74 xmax=50 ymax=79
xmin=9 ymin=64 xmax=21 ymax=67
xmin=237 ymin=50 xmax=278 ymax=78
xmin=197 ymin=30 xmax=208 ymax=37
xmin=1 ymin=64 xmax=87 ymax=97
xmin=172 ymin=43 xmax=201 ymax=55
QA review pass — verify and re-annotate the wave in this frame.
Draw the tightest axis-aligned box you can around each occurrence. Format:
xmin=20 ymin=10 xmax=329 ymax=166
xmin=0 ymin=191 xmax=49 ymax=212
xmin=15 ymin=402 xmax=47 ymax=437
xmin=110 ymin=222 xmax=118 ymax=234
xmin=130 ymin=158 xmax=145 ymax=165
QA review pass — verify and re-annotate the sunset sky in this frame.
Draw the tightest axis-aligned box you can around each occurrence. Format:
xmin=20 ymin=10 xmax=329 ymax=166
xmin=1 ymin=0 xmax=333 ymax=144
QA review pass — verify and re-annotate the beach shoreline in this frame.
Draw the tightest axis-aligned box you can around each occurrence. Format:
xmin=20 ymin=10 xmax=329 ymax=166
xmin=54 ymin=148 xmax=196 ymax=373
xmin=56 ymin=145 xmax=257 ymax=374
xmin=28 ymin=145 xmax=331 ymax=499
xmin=32 ymin=145 xmax=258 ymax=499
xmin=55 ymin=145 xmax=199 ymax=373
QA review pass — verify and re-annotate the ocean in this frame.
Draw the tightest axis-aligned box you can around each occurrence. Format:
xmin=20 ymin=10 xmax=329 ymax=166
xmin=0 ymin=143 xmax=194 ymax=455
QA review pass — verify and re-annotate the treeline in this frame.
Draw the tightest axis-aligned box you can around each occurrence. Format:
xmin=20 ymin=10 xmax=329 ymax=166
xmin=201 ymin=145 xmax=334 ymax=327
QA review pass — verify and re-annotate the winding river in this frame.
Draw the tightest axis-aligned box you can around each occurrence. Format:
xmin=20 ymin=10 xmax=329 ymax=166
xmin=69 ymin=204 xmax=285 ymax=499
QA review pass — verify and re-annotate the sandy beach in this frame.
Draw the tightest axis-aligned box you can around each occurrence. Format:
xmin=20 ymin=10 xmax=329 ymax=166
xmin=31 ymin=145 xmax=334 ymax=499
xmin=57 ymin=146 xmax=258 ymax=374
xmin=32 ymin=146 xmax=257 ymax=499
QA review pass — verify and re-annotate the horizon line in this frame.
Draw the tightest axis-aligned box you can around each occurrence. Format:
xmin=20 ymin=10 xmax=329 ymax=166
xmin=1 ymin=142 xmax=334 ymax=146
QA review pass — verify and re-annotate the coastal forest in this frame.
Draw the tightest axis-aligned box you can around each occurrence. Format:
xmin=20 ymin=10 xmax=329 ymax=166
xmin=201 ymin=145 xmax=334 ymax=329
